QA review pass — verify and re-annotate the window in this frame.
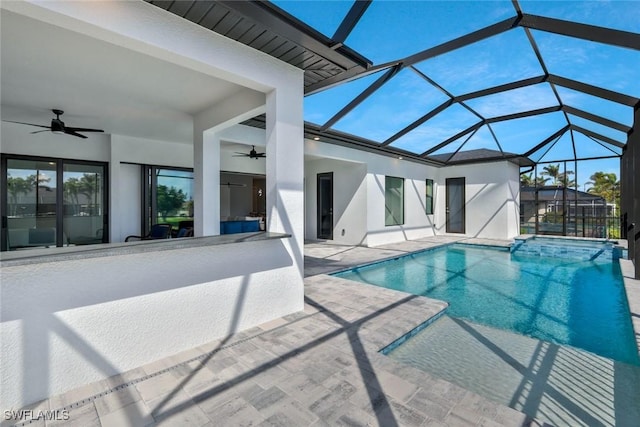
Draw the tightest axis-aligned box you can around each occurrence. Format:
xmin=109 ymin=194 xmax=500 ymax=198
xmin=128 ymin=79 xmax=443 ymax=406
xmin=385 ymin=176 xmax=404 ymax=226
xmin=2 ymin=155 xmax=108 ymax=251
xmin=425 ymin=179 xmax=434 ymax=215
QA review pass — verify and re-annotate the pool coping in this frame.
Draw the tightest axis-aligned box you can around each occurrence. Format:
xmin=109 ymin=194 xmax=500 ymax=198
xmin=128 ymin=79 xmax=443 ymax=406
xmin=620 ymin=258 xmax=640 ymax=360
xmin=329 ymin=241 xmax=509 ymax=276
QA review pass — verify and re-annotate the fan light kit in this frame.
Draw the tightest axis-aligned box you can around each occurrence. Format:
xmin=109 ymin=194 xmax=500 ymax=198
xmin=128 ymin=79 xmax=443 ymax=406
xmin=2 ymin=109 xmax=104 ymax=139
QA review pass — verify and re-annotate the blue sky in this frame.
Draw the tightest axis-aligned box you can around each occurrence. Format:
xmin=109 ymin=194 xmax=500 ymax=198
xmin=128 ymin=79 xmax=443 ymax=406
xmin=274 ymin=0 xmax=639 ymax=190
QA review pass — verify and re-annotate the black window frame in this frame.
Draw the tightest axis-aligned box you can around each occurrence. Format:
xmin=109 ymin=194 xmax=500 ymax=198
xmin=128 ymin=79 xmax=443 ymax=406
xmin=142 ymin=164 xmax=194 ymax=235
xmin=425 ymin=178 xmax=434 ymax=215
xmin=384 ymin=175 xmax=405 ymax=226
xmin=1 ymin=154 xmax=109 ymax=251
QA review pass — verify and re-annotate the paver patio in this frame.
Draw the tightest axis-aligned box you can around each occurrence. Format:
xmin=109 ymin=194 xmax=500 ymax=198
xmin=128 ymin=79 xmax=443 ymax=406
xmin=7 ymin=236 xmax=638 ymax=427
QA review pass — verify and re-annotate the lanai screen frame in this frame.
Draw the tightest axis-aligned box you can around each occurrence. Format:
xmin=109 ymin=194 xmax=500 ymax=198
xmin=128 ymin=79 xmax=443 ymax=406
xmin=295 ymin=0 xmax=638 ymax=167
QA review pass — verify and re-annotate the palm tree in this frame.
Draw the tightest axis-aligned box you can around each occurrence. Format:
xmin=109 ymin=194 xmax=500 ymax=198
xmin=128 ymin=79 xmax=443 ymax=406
xmin=78 ymin=173 xmax=100 ymax=214
xmin=64 ymin=177 xmax=82 ymax=214
xmin=520 ymin=172 xmax=549 ymax=187
xmin=586 ymin=172 xmax=619 ymax=204
xmin=7 ymin=175 xmax=33 ymax=216
xmin=558 ymin=171 xmax=576 ymax=188
xmin=541 ymin=164 xmax=561 ymax=186
xmin=520 ymin=173 xmax=534 ymax=187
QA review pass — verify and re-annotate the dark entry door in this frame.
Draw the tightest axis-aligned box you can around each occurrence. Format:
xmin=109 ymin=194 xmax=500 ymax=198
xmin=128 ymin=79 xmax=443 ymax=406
xmin=317 ymin=172 xmax=333 ymax=240
xmin=446 ymin=177 xmax=465 ymax=234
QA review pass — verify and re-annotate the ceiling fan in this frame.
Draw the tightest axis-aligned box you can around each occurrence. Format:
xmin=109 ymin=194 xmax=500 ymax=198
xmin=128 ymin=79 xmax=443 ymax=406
xmin=2 ymin=109 xmax=104 ymax=139
xmin=233 ymin=145 xmax=265 ymax=159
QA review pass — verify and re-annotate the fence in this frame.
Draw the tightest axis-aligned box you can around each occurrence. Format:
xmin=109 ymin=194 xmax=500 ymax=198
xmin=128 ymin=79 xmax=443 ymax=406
xmin=520 ymin=214 xmax=621 ymax=239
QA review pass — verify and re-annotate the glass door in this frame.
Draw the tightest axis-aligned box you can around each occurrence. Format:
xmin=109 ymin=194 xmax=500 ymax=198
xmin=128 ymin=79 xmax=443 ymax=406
xmin=63 ymin=163 xmax=107 ymax=245
xmin=446 ymin=177 xmax=465 ymax=234
xmin=317 ymin=172 xmax=333 ymax=239
xmin=142 ymin=167 xmax=194 ymax=236
xmin=4 ymin=158 xmax=58 ymax=249
xmin=2 ymin=155 xmax=108 ymax=251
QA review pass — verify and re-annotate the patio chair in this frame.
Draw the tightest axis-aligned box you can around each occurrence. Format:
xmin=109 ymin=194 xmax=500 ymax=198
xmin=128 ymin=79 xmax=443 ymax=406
xmin=176 ymin=227 xmax=194 ymax=238
xmin=125 ymin=223 xmax=172 ymax=242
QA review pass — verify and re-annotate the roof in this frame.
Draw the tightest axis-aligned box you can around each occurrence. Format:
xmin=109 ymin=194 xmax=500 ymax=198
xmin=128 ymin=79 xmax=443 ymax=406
xmin=144 ymin=1 xmax=371 ymax=93
xmin=427 ymin=149 xmax=535 ymax=166
xmin=520 ymin=186 xmax=606 ymax=202
xmin=146 ymin=1 xmax=639 ymax=167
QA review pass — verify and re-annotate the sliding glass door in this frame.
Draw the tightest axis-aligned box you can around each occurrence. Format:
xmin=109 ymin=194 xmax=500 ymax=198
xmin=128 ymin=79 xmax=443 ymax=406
xmin=2 ymin=155 xmax=108 ymax=251
xmin=63 ymin=163 xmax=107 ymax=245
xmin=142 ymin=166 xmax=193 ymax=235
xmin=4 ymin=158 xmax=58 ymax=249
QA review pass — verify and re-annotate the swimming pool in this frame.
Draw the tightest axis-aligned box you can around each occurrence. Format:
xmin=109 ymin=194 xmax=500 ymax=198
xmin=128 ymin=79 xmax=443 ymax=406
xmin=333 ymin=243 xmax=639 ymax=365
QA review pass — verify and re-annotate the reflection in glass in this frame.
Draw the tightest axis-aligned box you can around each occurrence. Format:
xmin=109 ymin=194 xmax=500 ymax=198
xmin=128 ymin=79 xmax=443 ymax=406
xmin=63 ymin=163 xmax=105 ymax=245
xmin=385 ymin=176 xmax=404 ymax=226
xmin=6 ymin=159 xmax=57 ymax=249
xmin=426 ymin=179 xmax=434 ymax=215
xmin=155 ymin=168 xmax=194 ymax=232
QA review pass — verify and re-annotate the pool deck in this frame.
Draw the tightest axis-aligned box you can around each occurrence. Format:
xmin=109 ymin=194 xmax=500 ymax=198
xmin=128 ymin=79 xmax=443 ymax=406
xmin=6 ymin=235 xmax=638 ymax=427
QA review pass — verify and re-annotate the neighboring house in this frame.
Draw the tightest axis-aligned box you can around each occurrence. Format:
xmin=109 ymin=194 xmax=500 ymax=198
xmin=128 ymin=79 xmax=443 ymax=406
xmin=520 ymin=186 xmax=614 ymax=236
xmin=520 ymin=186 xmax=611 ymax=220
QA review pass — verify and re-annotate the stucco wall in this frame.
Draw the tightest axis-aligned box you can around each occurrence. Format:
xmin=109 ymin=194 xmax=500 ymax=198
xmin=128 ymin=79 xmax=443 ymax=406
xmin=0 ymin=238 xmax=300 ymax=409
xmin=305 ymin=157 xmax=367 ymax=245
xmin=304 ymin=140 xmax=439 ymax=246
xmin=1 ymin=121 xmax=110 ymax=161
xmin=304 ymin=139 xmax=520 ymax=245
xmin=437 ymin=161 xmax=520 ymax=240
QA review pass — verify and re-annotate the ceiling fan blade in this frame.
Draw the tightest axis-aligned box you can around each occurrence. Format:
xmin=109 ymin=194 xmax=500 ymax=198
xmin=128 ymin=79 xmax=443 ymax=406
xmin=66 ymin=126 xmax=104 ymax=133
xmin=2 ymin=120 xmax=50 ymax=129
xmin=220 ymin=182 xmax=247 ymax=187
xmin=64 ymin=129 xmax=88 ymax=139
xmin=30 ymin=130 xmax=50 ymax=134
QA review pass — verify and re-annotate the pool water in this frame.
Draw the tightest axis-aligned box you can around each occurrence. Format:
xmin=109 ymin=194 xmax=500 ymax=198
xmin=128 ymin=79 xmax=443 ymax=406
xmin=333 ymin=244 xmax=639 ymax=365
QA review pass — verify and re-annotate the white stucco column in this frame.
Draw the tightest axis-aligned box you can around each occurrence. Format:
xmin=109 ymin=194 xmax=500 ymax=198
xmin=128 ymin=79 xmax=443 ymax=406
xmin=265 ymin=86 xmax=304 ymax=275
xmin=193 ymin=130 xmax=220 ymax=236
